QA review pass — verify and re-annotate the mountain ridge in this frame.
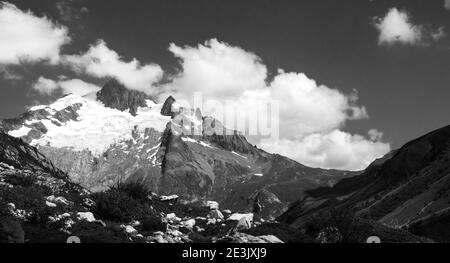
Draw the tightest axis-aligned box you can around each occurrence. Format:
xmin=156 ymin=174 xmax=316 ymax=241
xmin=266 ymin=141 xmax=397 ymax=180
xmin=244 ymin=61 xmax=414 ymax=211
xmin=278 ymin=125 xmax=450 ymax=241
xmin=1 ymin=80 xmax=356 ymax=219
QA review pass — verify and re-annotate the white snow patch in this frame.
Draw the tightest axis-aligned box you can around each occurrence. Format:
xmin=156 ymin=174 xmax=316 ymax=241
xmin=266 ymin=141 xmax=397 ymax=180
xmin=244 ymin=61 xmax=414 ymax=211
xmin=29 ymin=94 xmax=170 ymax=155
xmin=181 ymin=137 xmax=214 ymax=149
xmin=8 ymin=126 xmax=31 ymax=137
xmin=29 ymin=105 xmax=47 ymax=111
xmin=146 ymin=144 xmax=160 ymax=154
xmin=181 ymin=137 xmax=197 ymax=143
xmin=231 ymin=151 xmax=247 ymax=159
xmin=198 ymin=141 xmax=213 ymax=148
xmin=25 ymin=119 xmax=40 ymax=125
xmin=253 ymin=173 xmax=263 ymax=177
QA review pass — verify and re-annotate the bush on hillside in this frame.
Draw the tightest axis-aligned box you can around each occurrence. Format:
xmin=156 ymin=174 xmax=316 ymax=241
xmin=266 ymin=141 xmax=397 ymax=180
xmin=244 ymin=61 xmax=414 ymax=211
xmin=141 ymin=216 xmax=168 ymax=233
xmin=115 ymin=182 xmax=150 ymax=202
xmin=91 ymin=186 xmax=155 ymax=223
xmin=303 ymin=209 xmax=359 ymax=243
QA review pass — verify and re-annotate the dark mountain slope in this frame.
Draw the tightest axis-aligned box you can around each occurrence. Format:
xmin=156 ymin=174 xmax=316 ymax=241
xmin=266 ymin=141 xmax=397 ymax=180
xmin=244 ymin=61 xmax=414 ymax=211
xmin=279 ymin=125 xmax=450 ymax=241
xmin=0 ymin=131 xmax=62 ymax=176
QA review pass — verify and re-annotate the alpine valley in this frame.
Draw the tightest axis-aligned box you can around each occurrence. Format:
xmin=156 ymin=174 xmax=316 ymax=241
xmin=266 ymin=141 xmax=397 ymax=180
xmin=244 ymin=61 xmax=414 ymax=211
xmin=0 ymin=79 xmax=448 ymax=243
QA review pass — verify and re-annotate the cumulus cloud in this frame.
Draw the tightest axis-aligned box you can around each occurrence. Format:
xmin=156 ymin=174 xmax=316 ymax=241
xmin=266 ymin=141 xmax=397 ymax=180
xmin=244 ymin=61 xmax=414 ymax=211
xmin=260 ymin=130 xmax=390 ymax=171
xmin=373 ymin=7 xmax=445 ymax=46
xmin=168 ymin=39 xmax=267 ymax=98
xmin=268 ymin=71 xmax=368 ymax=137
xmin=446 ymin=0 xmax=450 ymax=10
xmin=163 ymin=39 xmax=389 ymax=170
xmin=0 ymin=2 xmax=70 ymax=64
xmin=33 ymin=76 xmax=100 ymax=96
xmin=63 ymin=40 xmax=163 ymax=93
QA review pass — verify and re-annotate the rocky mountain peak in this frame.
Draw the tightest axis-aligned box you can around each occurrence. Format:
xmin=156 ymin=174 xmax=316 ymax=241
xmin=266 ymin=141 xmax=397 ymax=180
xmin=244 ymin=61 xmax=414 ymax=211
xmin=160 ymin=96 xmax=176 ymax=117
xmin=96 ymin=79 xmax=151 ymax=116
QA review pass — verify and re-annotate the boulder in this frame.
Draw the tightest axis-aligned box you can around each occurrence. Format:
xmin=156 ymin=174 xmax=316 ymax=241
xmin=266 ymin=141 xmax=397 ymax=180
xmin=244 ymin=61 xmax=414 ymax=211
xmin=166 ymin=213 xmax=181 ymax=224
xmin=76 ymin=212 xmax=96 ymax=222
xmin=46 ymin=195 xmax=70 ymax=206
xmin=206 ymin=201 xmax=219 ymax=210
xmin=45 ymin=201 xmax=57 ymax=208
xmin=121 ymin=225 xmax=138 ymax=235
xmin=181 ymin=219 xmax=196 ymax=229
xmin=234 ymin=217 xmax=252 ymax=232
xmin=222 ymin=209 xmax=232 ymax=214
xmin=228 ymin=213 xmax=253 ymax=222
xmin=169 ymin=230 xmax=183 ymax=237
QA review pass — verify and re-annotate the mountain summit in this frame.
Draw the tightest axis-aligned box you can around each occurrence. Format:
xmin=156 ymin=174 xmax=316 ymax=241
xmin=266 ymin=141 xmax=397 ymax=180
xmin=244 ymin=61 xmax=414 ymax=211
xmin=97 ymin=79 xmax=152 ymax=116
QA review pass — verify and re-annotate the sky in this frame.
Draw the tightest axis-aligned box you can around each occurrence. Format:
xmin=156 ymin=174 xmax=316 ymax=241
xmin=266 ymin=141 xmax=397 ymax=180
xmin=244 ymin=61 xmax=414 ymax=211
xmin=0 ymin=0 xmax=449 ymax=171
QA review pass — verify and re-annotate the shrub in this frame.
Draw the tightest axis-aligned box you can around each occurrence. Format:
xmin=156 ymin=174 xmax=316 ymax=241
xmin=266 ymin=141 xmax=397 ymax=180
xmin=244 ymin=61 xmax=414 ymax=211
xmin=0 ymin=201 xmax=12 ymax=220
xmin=28 ymin=205 xmax=54 ymax=225
xmin=70 ymin=221 xmax=130 ymax=243
xmin=3 ymin=173 xmax=37 ymax=187
xmin=303 ymin=209 xmax=359 ymax=243
xmin=91 ymin=188 xmax=154 ymax=222
xmin=141 ymin=216 xmax=168 ymax=233
xmin=0 ymin=185 xmax=55 ymax=225
xmin=115 ymin=182 xmax=150 ymax=202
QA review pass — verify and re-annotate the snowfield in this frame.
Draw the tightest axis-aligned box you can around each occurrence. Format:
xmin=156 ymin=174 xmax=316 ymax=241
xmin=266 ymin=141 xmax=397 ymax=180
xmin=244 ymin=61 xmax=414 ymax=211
xmin=19 ymin=94 xmax=171 ymax=156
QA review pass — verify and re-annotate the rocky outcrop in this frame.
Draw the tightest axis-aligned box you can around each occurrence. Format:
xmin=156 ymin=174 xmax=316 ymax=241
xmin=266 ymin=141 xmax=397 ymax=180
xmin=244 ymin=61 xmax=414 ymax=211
xmin=96 ymin=79 xmax=151 ymax=116
xmin=0 ymin=132 xmax=62 ymax=176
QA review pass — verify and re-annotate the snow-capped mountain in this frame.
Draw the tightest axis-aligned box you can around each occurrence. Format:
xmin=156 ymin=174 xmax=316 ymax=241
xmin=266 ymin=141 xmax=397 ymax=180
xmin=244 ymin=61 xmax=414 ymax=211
xmin=1 ymin=79 xmax=354 ymax=218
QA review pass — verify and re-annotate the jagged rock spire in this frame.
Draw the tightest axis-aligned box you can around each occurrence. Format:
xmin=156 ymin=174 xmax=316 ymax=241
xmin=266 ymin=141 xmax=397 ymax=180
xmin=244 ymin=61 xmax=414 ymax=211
xmin=161 ymin=96 xmax=176 ymax=117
